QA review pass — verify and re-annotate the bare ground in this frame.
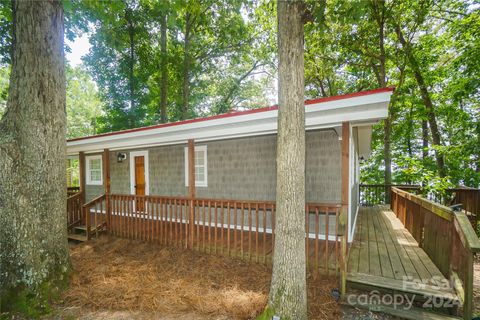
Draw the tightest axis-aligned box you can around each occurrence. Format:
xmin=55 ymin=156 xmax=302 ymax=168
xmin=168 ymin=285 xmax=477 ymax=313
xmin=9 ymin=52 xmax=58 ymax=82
xmin=52 ymin=236 xmax=342 ymax=320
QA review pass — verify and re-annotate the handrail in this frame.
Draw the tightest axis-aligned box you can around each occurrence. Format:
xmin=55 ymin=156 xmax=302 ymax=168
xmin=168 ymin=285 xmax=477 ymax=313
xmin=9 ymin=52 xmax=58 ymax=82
xmin=67 ymin=192 xmax=82 ymax=201
xmin=453 ymin=210 xmax=480 ymax=252
xmin=67 ymin=191 xmax=83 ymax=230
xmin=391 ymin=187 xmax=479 ymax=319
xmin=362 ymin=185 xmax=478 ymax=229
xmin=391 ymin=187 xmax=453 ymax=221
xmin=82 ymin=194 xmax=107 ymax=240
xmin=106 ymin=193 xmax=340 ymax=209
xmin=82 ymin=194 xmax=106 ymax=208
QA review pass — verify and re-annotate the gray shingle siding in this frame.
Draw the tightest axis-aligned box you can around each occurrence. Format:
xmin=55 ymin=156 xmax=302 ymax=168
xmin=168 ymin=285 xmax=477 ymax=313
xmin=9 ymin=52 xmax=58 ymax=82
xmin=84 ymin=129 xmax=341 ymax=203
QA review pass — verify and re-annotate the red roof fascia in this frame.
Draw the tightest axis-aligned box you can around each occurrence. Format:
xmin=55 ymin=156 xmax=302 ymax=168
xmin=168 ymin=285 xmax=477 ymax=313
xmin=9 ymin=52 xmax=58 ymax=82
xmin=68 ymin=86 xmax=394 ymax=143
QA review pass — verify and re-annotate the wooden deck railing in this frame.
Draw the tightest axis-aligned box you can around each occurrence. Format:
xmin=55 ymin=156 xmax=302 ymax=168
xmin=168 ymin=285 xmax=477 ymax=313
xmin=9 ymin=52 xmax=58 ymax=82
xmin=447 ymin=188 xmax=479 ymax=230
xmin=391 ymin=187 xmax=480 ymax=320
xmin=82 ymin=194 xmax=107 ymax=240
xmin=67 ymin=192 xmax=83 ymax=230
xmin=361 ymin=184 xmax=478 ymax=229
xmin=359 ymin=184 xmax=421 ymax=206
xmin=85 ymin=194 xmax=344 ymax=274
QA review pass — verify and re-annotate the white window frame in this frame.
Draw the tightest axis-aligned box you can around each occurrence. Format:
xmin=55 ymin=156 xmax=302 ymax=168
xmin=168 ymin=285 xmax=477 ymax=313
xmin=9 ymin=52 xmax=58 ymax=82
xmin=86 ymin=155 xmax=103 ymax=185
xmin=129 ymin=150 xmax=150 ymax=196
xmin=184 ymin=145 xmax=208 ymax=187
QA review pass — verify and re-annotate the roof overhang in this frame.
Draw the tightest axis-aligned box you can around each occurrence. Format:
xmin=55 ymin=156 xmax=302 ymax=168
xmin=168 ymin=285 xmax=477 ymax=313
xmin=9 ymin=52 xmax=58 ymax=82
xmin=67 ymin=88 xmax=393 ymax=155
xmin=357 ymin=125 xmax=373 ymax=159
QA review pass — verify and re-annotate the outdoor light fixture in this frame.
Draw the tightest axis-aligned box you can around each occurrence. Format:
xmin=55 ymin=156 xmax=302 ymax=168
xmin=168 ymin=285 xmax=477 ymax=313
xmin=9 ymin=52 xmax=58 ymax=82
xmin=117 ymin=153 xmax=127 ymax=163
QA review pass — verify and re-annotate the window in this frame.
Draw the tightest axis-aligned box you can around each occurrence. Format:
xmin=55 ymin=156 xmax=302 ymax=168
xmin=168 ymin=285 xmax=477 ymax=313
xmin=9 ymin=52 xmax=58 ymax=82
xmin=184 ymin=145 xmax=207 ymax=187
xmin=86 ymin=155 xmax=103 ymax=185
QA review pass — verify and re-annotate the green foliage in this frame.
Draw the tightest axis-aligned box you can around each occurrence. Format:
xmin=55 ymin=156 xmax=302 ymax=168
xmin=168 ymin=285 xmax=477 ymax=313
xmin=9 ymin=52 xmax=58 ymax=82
xmin=310 ymin=0 xmax=480 ymax=189
xmin=0 ymin=0 xmax=11 ymax=65
xmin=73 ymin=0 xmax=275 ymax=132
xmin=66 ymin=65 xmax=103 ymax=138
xmin=256 ymin=305 xmax=276 ymax=320
xmin=67 ymin=159 xmax=80 ymax=187
xmin=0 ymin=271 xmax=69 ymax=318
xmin=0 ymin=65 xmax=8 ymax=117
xmin=0 ymin=0 xmax=477 ymax=188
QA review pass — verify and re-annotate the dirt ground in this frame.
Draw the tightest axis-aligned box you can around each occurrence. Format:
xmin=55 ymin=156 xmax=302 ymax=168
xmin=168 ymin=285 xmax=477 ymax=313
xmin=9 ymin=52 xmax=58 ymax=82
xmin=53 ymin=237 xmax=343 ymax=320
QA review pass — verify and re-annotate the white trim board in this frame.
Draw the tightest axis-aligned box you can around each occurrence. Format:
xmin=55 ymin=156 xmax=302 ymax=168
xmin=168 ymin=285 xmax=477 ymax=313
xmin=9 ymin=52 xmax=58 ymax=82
xmin=349 ymin=206 xmax=360 ymax=242
xmin=348 ymin=123 xmax=353 ymax=242
xmin=129 ymin=150 xmax=150 ymax=196
xmin=67 ymin=91 xmax=392 ymax=155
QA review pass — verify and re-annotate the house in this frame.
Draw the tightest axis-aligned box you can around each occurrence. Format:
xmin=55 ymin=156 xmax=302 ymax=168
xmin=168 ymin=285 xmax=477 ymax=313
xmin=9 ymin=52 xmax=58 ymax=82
xmin=67 ymin=87 xmax=393 ymax=245
xmin=66 ymin=86 xmax=480 ymax=319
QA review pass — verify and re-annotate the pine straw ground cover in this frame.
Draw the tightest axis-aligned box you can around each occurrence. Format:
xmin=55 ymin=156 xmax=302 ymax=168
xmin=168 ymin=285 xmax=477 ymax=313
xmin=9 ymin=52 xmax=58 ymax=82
xmin=58 ymin=236 xmax=340 ymax=319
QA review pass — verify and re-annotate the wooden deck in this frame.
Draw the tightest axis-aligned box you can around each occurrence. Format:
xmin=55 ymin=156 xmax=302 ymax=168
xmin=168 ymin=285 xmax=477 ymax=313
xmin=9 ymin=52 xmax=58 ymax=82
xmin=347 ymin=206 xmax=459 ymax=302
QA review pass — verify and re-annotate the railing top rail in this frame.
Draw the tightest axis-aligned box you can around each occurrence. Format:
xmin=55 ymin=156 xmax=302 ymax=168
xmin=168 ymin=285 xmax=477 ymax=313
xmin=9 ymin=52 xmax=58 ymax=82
xmin=107 ymin=193 xmax=340 ymax=208
xmin=392 ymin=187 xmax=453 ymax=221
xmin=360 ymin=184 xmax=421 ymax=188
xmin=67 ymin=191 xmax=82 ymax=201
xmin=392 ymin=187 xmax=480 ymax=252
xmin=447 ymin=187 xmax=480 ymax=192
xmin=82 ymin=194 xmax=106 ymax=208
xmin=454 ymin=211 xmax=480 ymax=252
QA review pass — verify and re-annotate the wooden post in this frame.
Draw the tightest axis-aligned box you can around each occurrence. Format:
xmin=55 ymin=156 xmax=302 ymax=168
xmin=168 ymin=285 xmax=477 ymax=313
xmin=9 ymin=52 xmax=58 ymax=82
xmin=103 ymin=149 xmax=111 ymax=232
xmin=85 ymin=206 xmax=91 ymax=240
xmin=340 ymin=234 xmax=347 ymax=296
xmin=188 ymin=139 xmax=196 ymax=249
xmin=79 ymin=151 xmax=86 ymax=205
xmin=341 ymin=122 xmax=350 ymax=243
xmin=340 ymin=122 xmax=350 ymax=297
xmin=338 ymin=206 xmax=348 ymax=296
xmin=463 ymin=252 xmax=474 ymax=319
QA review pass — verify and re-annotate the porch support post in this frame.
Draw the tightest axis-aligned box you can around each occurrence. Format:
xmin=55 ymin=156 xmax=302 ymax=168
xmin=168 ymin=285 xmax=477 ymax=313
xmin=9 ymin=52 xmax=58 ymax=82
xmin=188 ymin=139 xmax=196 ymax=249
xmin=79 ymin=151 xmax=86 ymax=205
xmin=103 ymin=149 xmax=111 ymax=232
xmin=341 ymin=122 xmax=350 ymax=240
xmin=340 ymin=121 xmax=350 ymax=296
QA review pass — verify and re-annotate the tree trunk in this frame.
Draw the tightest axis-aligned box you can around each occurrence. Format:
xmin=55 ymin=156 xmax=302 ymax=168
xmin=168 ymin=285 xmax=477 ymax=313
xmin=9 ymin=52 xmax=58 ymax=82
xmin=125 ymin=5 xmax=135 ymax=120
xmin=159 ymin=12 xmax=168 ymax=123
xmin=0 ymin=0 xmax=69 ymax=307
xmin=422 ymin=120 xmax=429 ymax=160
xmin=371 ymin=0 xmax=392 ymax=202
xmin=395 ymin=25 xmax=446 ymax=178
xmin=181 ymin=11 xmax=191 ymax=120
xmin=268 ymin=1 xmax=307 ymax=319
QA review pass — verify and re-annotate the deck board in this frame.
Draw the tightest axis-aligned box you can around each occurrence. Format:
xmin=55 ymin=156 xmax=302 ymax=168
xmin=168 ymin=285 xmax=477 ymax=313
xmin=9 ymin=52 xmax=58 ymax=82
xmin=347 ymin=206 xmax=458 ymax=301
xmin=370 ymin=208 xmax=395 ymax=278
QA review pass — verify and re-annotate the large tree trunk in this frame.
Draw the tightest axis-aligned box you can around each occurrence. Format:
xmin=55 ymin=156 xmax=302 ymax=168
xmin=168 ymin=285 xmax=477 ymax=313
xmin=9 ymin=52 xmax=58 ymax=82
xmin=268 ymin=1 xmax=307 ymax=319
xmin=181 ymin=12 xmax=191 ymax=120
xmin=371 ymin=0 xmax=392 ymax=202
xmin=0 ymin=0 xmax=69 ymax=307
xmin=125 ymin=5 xmax=135 ymax=125
xmin=395 ymin=25 xmax=446 ymax=178
xmin=422 ymin=120 xmax=429 ymax=160
xmin=159 ymin=12 xmax=168 ymax=123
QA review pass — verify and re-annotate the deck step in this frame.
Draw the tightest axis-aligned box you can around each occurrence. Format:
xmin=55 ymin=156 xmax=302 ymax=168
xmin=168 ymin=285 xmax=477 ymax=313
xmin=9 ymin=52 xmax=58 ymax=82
xmin=68 ymin=233 xmax=87 ymax=242
xmin=347 ymin=272 xmax=460 ymax=304
xmin=343 ymin=300 xmax=460 ymax=320
xmin=74 ymin=225 xmax=102 ymax=233
xmin=74 ymin=225 xmax=89 ymax=232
